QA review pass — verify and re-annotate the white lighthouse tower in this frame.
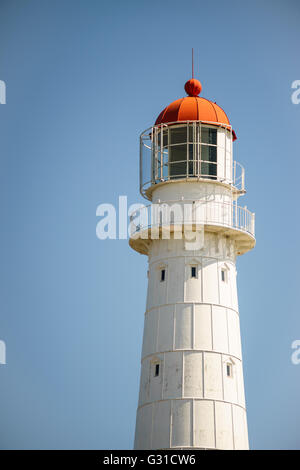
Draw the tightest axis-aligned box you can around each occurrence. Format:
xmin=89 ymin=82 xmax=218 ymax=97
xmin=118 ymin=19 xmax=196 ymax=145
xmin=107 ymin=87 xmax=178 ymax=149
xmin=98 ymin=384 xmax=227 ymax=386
xmin=129 ymin=77 xmax=255 ymax=450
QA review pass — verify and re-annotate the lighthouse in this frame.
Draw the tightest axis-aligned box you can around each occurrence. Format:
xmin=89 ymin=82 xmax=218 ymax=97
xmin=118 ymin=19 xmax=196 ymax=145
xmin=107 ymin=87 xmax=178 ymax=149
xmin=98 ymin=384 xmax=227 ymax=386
xmin=129 ymin=77 xmax=255 ymax=450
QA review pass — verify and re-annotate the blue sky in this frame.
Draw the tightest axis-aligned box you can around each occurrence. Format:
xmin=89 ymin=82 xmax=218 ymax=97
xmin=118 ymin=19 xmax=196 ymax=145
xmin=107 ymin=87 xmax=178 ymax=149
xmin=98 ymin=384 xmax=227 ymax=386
xmin=0 ymin=0 xmax=299 ymax=449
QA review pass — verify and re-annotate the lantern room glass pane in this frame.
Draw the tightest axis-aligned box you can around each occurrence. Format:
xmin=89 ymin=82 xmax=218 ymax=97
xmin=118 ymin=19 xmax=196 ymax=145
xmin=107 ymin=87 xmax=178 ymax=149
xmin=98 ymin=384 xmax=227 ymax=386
xmin=188 ymin=124 xmax=194 ymax=142
xmin=157 ymin=129 xmax=168 ymax=148
xmin=201 ymin=127 xmax=217 ymax=145
xmin=188 ymin=144 xmax=195 ymax=176
xmin=201 ymin=145 xmax=217 ymax=178
xmin=169 ymin=126 xmax=187 ymax=145
xmin=169 ymin=144 xmax=187 ymax=178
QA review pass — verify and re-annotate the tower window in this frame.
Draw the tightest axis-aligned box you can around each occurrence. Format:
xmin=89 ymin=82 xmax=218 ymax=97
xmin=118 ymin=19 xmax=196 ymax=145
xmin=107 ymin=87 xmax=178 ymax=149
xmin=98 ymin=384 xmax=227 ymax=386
xmin=221 ymin=268 xmax=227 ymax=282
xmin=154 ymin=363 xmax=160 ymax=377
xmin=160 ymin=269 xmax=165 ymax=282
xmin=226 ymin=363 xmax=233 ymax=377
xmin=191 ymin=266 xmax=197 ymax=278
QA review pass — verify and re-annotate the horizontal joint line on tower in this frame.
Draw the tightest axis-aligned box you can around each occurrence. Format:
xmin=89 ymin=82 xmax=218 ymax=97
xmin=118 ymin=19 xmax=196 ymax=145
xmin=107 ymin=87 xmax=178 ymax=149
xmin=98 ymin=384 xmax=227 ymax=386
xmin=144 ymin=302 xmax=240 ymax=317
xmin=141 ymin=349 xmax=243 ymax=364
xmin=136 ymin=398 xmax=246 ymax=412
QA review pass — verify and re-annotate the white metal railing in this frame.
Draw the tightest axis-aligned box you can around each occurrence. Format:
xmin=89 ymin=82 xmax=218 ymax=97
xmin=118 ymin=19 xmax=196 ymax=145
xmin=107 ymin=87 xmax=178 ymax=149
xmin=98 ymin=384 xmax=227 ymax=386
xmin=140 ymin=121 xmax=245 ymax=199
xmin=129 ymin=199 xmax=255 ymax=239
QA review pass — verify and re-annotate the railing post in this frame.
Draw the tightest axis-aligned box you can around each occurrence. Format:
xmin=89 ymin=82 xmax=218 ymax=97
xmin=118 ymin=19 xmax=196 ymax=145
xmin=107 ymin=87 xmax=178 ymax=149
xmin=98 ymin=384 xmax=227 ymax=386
xmin=186 ymin=122 xmax=189 ymax=178
xmin=140 ymin=137 xmax=143 ymax=193
xmin=160 ymin=125 xmax=163 ymax=180
xmin=199 ymin=122 xmax=201 ymax=177
xmin=233 ymin=161 xmax=236 ymax=187
xmin=252 ymin=213 xmax=255 ymax=235
xmin=242 ymin=166 xmax=245 ymax=192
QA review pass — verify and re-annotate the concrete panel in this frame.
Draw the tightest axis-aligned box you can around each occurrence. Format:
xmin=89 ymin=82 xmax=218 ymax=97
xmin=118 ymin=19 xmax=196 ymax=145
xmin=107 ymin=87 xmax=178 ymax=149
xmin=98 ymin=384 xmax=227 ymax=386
xmin=138 ymin=358 xmax=150 ymax=406
xmin=134 ymin=404 xmax=153 ymax=449
xmin=203 ymin=352 xmax=222 ymax=400
xmin=155 ymin=266 xmax=168 ymax=307
xmin=157 ymin=305 xmax=174 ymax=353
xmin=152 ymin=400 xmax=171 ymax=449
xmin=212 ymin=305 xmax=228 ymax=353
xmin=175 ymin=304 xmax=192 ymax=350
xmin=222 ymin=354 xmax=238 ymax=404
xmin=185 ymin=264 xmax=202 ymax=302
xmin=167 ymin=258 xmax=185 ymax=303
xmin=219 ymin=264 xmax=232 ymax=308
xmin=232 ymin=405 xmax=249 ymax=450
xmin=215 ymin=401 xmax=234 ymax=449
xmin=183 ymin=352 xmax=203 ymax=398
xmin=142 ymin=309 xmax=158 ymax=358
xmin=236 ymin=360 xmax=246 ymax=407
xmin=149 ymin=356 xmax=164 ymax=403
xmin=202 ymin=258 xmax=219 ymax=304
xmin=227 ymin=309 xmax=242 ymax=359
xmin=146 ymin=265 xmax=155 ymax=310
xmin=194 ymin=304 xmax=212 ymax=350
xmin=230 ymin=269 xmax=239 ymax=312
xmin=163 ymin=352 xmax=183 ymax=399
xmin=171 ymin=400 xmax=192 ymax=448
xmin=194 ymin=400 xmax=215 ymax=449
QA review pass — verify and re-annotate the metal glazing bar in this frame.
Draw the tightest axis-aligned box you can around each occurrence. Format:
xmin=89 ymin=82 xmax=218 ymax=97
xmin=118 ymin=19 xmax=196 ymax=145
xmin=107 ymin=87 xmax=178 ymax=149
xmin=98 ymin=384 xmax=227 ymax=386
xmin=186 ymin=122 xmax=189 ymax=178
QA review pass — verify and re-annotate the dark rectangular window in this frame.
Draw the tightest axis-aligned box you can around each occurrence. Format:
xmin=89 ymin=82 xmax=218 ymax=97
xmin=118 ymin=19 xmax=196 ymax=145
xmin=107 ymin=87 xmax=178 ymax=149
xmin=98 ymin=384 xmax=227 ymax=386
xmin=226 ymin=363 xmax=232 ymax=377
xmin=201 ymin=128 xmax=217 ymax=145
xmin=169 ymin=126 xmax=187 ymax=145
xmin=201 ymin=145 xmax=217 ymax=178
xmin=191 ymin=266 xmax=197 ymax=278
xmin=169 ymin=145 xmax=187 ymax=179
xmin=157 ymin=130 xmax=168 ymax=147
xmin=221 ymin=269 xmax=226 ymax=282
xmin=188 ymin=144 xmax=194 ymax=176
xmin=161 ymin=269 xmax=165 ymax=282
xmin=155 ymin=364 xmax=160 ymax=377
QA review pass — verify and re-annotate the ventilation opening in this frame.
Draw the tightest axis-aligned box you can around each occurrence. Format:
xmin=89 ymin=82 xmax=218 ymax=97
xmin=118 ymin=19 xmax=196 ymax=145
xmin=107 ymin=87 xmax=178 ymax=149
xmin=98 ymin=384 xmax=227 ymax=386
xmin=226 ymin=363 xmax=232 ymax=377
xmin=160 ymin=269 xmax=165 ymax=282
xmin=154 ymin=364 xmax=160 ymax=377
xmin=221 ymin=269 xmax=227 ymax=282
xmin=191 ymin=266 xmax=197 ymax=278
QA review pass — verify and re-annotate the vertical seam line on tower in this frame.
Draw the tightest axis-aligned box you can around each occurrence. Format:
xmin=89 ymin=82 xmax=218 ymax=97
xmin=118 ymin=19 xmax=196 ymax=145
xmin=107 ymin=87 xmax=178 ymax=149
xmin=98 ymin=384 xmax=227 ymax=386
xmin=172 ymin=303 xmax=176 ymax=352
xmin=213 ymin=400 xmax=217 ymax=449
xmin=191 ymin=399 xmax=194 ymax=447
xmin=221 ymin=353 xmax=225 ymax=402
xmin=231 ymin=403 xmax=235 ymax=450
xmin=226 ymin=307 xmax=230 ymax=354
xmin=192 ymin=303 xmax=195 ymax=350
xmin=182 ymin=351 xmax=184 ymax=399
xmin=150 ymin=402 xmax=154 ymax=449
xmin=210 ymin=304 xmax=214 ymax=351
xmin=202 ymin=352 xmax=205 ymax=399
xmin=162 ymin=351 xmax=165 ymax=400
xmin=169 ymin=399 xmax=173 ymax=448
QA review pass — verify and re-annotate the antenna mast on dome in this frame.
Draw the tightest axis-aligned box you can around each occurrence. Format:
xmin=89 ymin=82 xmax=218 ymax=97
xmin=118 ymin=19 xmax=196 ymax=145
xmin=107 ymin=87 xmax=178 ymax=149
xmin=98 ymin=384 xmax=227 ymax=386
xmin=192 ymin=48 xmax=194 ymax=79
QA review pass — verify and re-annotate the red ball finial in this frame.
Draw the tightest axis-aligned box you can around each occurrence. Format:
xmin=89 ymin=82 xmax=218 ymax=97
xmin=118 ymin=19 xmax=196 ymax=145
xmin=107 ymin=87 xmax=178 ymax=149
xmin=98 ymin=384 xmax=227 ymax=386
xmin=184 ymin=78 xmax=202 ymax=97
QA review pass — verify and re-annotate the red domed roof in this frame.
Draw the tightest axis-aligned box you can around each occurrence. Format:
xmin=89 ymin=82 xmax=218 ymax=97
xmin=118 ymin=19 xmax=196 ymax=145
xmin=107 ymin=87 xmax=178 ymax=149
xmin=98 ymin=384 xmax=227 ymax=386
xmin=155 ymin=79 xmax=237 ymax=140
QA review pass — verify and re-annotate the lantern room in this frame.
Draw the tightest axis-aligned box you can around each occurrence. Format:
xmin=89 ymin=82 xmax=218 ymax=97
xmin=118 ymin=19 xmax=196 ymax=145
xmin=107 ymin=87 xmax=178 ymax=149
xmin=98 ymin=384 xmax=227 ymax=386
xmin=140 ymin=79 xmax=243 ymax=200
